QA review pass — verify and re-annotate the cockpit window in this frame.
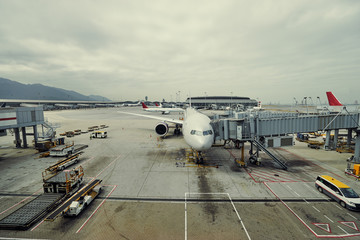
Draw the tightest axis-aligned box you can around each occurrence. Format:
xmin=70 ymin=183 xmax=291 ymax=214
xmin=191 ymin=130 xmax=213 ymax=136
xmin=190 ymin=130 xmax=203 ymax=136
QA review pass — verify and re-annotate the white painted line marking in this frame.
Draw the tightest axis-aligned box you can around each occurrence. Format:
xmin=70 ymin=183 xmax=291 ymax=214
xmin=227 ymin=193 xmax=252 ymax=240
xmin=185 ymin=193 xmax=251 ymax=240
xmin=293 ymin=191 xmax=300 ymax=197
xmin=324 ymin=215 xmax=334 ymax=223
xmin=303 ymin=199 xmax=309 ymax=204
xmin=304 ymin=183 xmax=319 ymax=193
xmin=338 ymin=225 xmax=349 ymax=234
xmin=334 ymin=204 xmax=343 ymax=210
xmin=185 ymin=193 xmax=188 ymax=240
xmin=346 ymin=213 xmax=358 ymax=220
xmin=312 ymin=206 xmax=320 ymax=212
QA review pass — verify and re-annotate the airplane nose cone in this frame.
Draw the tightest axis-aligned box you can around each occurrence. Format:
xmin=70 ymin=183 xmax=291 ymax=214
xmin=192 ymin=136 xmax=213 ymax=151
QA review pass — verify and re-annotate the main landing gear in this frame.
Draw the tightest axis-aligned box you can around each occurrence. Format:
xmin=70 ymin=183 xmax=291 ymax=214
xmin=174 ymin=124 xmax=181 ymax=136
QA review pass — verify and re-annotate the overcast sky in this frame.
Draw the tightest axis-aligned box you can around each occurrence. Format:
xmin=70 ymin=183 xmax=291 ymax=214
xmin=0 ymin=0 xmax=359 ymax=104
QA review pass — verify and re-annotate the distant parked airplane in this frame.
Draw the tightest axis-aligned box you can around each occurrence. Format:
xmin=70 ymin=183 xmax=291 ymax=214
xmin=124 ymin=101 xmax=141 ymax=107
xmin=326 ymin=91 xmax=360 ymax=113
xmin=141 ymin=102 xmax=184 ymax=115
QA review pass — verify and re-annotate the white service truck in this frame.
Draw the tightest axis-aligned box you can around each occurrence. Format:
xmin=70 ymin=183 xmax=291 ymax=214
xmin=91 ymin=131 xmax=107 ymax=138
xmin=65 ymin=185 xmax=102 ymax=217
xmin=50 ymin=144 xmax=74 ymax=157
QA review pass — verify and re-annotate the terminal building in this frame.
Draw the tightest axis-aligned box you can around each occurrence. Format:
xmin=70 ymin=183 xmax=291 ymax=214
xmin=185 ymin=96 xmax=259 ymax=109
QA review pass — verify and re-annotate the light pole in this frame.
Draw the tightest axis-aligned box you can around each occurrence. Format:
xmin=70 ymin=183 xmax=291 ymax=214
xmin=204 ymin=92 xmax=207 ymax=109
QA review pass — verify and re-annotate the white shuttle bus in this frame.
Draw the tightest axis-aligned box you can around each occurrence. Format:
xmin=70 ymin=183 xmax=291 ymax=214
xmin=315 ymin=175 xmax=360 ymax=210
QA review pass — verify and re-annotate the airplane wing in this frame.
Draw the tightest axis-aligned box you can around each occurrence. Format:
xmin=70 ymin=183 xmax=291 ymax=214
xmin=118 ymin=111 xmax=183 ymax=125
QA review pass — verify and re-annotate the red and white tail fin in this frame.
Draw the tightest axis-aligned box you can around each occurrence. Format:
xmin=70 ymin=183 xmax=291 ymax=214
xmin=326 ymin=92 xmax=343 ymax=106
xmin=141 ymin=102 xmax=148 ymax=109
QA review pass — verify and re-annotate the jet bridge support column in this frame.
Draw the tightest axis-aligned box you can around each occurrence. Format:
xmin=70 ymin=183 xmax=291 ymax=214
xmin=353 ymin=130 xmax=360 ymax=163
xmin=33 ymin=125 xmax=38 ymax=145
xmin=234 ymin=142 xmax=246 ymax=167
xmin=324 ymin=130 xmax=331 ymax=150
xmin=14 ymin=128 xmax=21 ymax=148
xmin=347 ymin=129 xmax=353 ymax=147
xmin=333 ymin=129 xmax=339 ymax=149
xmin=249 ymin=141 xmax=260 ymax=165
xmin=21 ymin=127 xmax=28 ymax=148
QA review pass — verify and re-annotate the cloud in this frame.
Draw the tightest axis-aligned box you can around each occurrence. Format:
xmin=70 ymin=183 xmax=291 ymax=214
xmin=0 ymin=0 xmax=359 ymax=103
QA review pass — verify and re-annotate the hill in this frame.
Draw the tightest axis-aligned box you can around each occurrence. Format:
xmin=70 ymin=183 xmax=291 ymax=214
xmin=0 ymin=77 xmax=111 ymax=101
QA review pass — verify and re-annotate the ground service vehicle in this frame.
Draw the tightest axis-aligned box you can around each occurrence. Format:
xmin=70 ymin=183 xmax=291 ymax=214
xmin=91 ymin=131 xmax=107 ymax=138
xmin=64 ymin=185 xmax=102 ymax=217
xmin=49 ymin=144 xmax=74 ymax=157
xmin=315 ymin=175 xmax=360 ymax=210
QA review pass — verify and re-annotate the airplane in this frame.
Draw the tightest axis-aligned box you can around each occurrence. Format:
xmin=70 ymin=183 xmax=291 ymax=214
xmin=141 ymin=102 xmax=184 ymax=115
xmin=251 ymin=101 xmax=262 ymax=111
xmin=122 ymin=101 xmax=141 ymax=107
xmin=119 ymin=107 xmax=214 ymax=163
xmin=326 ymin=91 xmax=360 ymax=113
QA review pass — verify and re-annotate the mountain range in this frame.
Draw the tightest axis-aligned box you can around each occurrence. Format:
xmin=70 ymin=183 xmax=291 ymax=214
xmin=0 ymin=77 xmax=111 ymax=101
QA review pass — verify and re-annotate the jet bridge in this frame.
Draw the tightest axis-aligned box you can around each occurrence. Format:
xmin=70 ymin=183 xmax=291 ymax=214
xmin=0 ymin=107 xmax=45 ymax=148
xmin=212 ymin=111 xmax=360 ymax=168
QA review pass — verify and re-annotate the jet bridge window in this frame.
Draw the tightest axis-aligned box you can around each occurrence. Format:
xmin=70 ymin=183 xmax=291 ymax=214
xmin=203 ymin=130 xmax=213 ymax=136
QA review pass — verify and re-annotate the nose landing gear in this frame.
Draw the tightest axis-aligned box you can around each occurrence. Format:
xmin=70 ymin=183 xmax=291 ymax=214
xmin=186 ymin=149 xmax=205 ymax=164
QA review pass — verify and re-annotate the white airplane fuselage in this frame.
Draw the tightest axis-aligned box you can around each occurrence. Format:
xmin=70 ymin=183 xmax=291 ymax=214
xmin=182 ymin=108 xmax=214 ymax=151
xmin=118 ymin=107 xmax=214 ymax=152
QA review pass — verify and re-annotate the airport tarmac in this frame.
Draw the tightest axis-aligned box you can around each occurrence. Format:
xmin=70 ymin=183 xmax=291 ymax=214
xmin=0 ymin=107 xmax=359 ymax=239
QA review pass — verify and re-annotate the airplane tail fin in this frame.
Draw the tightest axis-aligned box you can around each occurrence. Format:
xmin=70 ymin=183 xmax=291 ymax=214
xmin=326 ymin=92 xmax=342 ymax=106
xmin=141 ymin=102 xmax=148 ymax=109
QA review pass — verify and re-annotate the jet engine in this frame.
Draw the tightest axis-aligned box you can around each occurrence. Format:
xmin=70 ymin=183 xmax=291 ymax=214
xmin=155 ymin=122 xmax=169 ymax=137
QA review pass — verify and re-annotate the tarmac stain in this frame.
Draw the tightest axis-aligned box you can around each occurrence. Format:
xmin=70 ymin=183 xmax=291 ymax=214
xmin=264 ymin=202 xmax=276 ymax=207
xmin=230 ymin=164 xmax=242 ymax=172
xmin=114 ymin=205 xmax=125 ymax=213
xmin=287 ymin=160 xmax=313 ymax=167
xmin=197 ymin=168 xmax=219 ymax=223
xmin=305 ymin=213 xmax=320 ymax=223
